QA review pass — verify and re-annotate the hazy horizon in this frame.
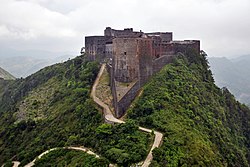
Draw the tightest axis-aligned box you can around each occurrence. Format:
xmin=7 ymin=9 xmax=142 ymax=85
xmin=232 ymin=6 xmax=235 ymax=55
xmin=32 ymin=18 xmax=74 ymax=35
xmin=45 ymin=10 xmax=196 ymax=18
xmin=0 ymin=0 xmax=250 ymax=58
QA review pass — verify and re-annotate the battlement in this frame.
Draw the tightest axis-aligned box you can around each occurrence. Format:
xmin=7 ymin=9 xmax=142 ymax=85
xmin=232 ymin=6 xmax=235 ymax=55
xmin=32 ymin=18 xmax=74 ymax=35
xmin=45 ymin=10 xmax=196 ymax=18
xmin=104 ymin=27 xmax=143 ymax=38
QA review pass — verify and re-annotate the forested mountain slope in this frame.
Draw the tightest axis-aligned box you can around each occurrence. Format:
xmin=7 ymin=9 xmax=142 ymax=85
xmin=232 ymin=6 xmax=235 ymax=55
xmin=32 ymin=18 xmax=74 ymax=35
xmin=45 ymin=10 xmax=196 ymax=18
xmin=0 ymin=51 xmax=249 ymax=167
xmin=0 ymin=55 xmax=151 ymax=166
xmin=128 ymin=51 xmax=250 ymax=167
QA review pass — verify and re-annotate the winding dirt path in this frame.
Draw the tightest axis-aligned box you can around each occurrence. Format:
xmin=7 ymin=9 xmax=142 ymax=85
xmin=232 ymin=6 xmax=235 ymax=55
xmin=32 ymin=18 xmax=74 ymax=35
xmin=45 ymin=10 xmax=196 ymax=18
xmin=23 ymin=147 xmax=101 ymax=167
xmin=91 ymin=64 xmax=163 ymax=167
xmin=9 ymin=146 xmax=107 ymax=167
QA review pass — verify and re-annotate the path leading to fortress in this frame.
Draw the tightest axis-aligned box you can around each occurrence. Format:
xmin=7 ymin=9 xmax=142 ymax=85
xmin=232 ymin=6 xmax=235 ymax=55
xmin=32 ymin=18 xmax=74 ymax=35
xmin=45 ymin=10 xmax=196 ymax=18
xmin=91 ymin=64 xmax=163 ymax=167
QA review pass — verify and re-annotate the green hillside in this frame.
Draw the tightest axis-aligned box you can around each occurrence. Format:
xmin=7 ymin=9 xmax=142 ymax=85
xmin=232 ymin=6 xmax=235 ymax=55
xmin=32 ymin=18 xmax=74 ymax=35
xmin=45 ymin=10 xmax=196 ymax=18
xmin=128 ymin=51 xmax=250 ymax=166
xmin=0 ymin=55 xmax=151 ymax=166
xmin=0 ymin=67 xmax=15 ymax=80
xmin=0 ymin=51 xmax=249 ymax=167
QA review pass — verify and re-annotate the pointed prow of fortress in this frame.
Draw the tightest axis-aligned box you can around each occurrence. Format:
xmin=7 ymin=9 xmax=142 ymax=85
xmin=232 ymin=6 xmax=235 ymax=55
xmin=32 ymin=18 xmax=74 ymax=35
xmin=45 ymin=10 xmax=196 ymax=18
xmin=84 ymin=27 xmax=200 ymax=118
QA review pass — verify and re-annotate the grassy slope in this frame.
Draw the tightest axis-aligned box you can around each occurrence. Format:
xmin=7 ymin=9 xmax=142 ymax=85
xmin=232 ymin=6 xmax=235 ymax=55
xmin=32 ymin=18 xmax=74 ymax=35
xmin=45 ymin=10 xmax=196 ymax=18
xmin=0 ymin=55 xmax=151 ymax=166
xmin=0 ymin=67 xmax=15 ymax=80
xmin=128 ymin=51 xmax=250 ymax=167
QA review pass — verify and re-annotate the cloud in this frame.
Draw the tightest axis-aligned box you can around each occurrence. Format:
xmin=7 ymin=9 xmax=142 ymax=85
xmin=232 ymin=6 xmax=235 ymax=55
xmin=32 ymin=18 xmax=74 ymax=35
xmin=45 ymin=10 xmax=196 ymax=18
xmin=0 ymin=0 xmax=249 ymax=57
xmin=0 ymin=0 xmax=76 ymax=39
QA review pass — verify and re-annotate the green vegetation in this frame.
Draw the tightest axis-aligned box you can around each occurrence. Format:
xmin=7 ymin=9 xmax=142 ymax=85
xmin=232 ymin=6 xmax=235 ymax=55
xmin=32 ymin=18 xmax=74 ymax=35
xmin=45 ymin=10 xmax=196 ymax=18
xmin=14 ymin=78 xmax=60 ymax=122
xmin=128 ymin=50 xmax=250 ymax=167
xmin=3 ymin=160 xmax=13 ymax=167
xmin=0 ymin=55 xmax=151 ymax=166
xmin=94 ymin=120 xmax=152 ymax=166
xmin=1 ymin=49 xmax=248 ymax=167
xmin=34 ymin=148 xmax=109 ymax=167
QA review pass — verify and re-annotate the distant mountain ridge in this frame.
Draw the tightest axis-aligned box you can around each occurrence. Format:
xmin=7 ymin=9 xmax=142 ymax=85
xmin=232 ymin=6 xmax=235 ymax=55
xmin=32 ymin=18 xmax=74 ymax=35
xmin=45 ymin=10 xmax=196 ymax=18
xmin=0 ymin=66 xmax=15 ymax=80
xmin=0 ymin=47 xmax=77 ymax=78
xmin=209 ymin=55 xmax=250 ymax=106
xmin=0 ymin=55 xmax=74 ymax=78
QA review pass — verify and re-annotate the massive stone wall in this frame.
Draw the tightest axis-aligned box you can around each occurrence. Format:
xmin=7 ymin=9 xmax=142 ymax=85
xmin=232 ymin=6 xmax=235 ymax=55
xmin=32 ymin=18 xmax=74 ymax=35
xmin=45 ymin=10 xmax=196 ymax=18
xmin=112 ymin=37 xmax=155 ymax=84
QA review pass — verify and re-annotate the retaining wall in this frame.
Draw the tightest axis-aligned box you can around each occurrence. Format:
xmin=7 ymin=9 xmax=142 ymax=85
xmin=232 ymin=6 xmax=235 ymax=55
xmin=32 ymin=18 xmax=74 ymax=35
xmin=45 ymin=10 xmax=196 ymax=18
xmin=116 ymin=81 xmax=140 ymax=118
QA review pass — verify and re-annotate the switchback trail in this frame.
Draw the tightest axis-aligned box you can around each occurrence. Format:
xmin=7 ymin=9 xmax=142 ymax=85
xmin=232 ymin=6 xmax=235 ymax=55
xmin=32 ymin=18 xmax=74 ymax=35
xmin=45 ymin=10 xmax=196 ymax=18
xmin=91 ymin=64 xmax=163 ymax=167
xmin=5 ymin=147 xmax=104 ymax=167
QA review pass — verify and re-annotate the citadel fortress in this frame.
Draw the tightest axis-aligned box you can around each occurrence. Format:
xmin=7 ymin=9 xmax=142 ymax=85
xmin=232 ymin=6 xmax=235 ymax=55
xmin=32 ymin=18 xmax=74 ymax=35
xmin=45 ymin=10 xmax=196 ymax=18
xmin=83 ymin=27 xmax=200 ymax=118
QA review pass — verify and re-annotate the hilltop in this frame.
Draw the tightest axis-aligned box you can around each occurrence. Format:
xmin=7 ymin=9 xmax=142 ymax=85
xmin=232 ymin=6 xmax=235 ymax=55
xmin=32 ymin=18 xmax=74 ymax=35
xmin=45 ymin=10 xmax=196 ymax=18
xmin=0 ymin=31 xmax=249 ymax=166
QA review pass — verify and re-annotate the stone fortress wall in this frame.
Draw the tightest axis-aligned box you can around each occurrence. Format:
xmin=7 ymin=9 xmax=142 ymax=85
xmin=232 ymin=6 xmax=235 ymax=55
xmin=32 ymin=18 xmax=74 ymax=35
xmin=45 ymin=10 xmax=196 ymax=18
xmin=85 ymin=27 xmax=200 ymax=118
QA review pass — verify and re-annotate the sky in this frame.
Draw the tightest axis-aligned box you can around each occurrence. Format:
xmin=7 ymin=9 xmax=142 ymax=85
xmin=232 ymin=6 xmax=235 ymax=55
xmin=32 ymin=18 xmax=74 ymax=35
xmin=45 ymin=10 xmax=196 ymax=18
xmin=0 ymin=0 xmax=249 ymax=58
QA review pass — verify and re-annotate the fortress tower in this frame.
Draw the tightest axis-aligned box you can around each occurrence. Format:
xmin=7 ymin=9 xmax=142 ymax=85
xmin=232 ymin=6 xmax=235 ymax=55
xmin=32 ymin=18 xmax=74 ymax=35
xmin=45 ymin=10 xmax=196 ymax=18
xmin=112 ymin=37 xmax=153 ymax=84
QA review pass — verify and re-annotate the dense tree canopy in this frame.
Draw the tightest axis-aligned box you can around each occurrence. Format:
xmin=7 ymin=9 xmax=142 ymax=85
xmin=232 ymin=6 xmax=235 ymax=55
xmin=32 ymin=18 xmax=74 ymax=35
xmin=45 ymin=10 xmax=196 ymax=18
xmin=128 ymin=50 xmax=250 ymax=167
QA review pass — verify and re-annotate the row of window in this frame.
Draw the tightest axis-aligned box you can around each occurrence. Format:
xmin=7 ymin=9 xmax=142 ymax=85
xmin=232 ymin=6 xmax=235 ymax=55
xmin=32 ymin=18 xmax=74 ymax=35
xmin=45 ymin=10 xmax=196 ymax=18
xmin=86 ymin=51 xmax=114 ymax=54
